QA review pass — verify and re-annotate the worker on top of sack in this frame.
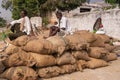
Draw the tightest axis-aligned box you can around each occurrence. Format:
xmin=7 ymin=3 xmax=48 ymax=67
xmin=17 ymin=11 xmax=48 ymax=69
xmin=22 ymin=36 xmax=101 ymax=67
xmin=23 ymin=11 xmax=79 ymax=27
xmin=6 ymin=9 xmax=33 ymax=41
xmin=93 ymin=17 xmax=105 ymax=34
xmin=49 ymin=11 xmax=72 ymax=37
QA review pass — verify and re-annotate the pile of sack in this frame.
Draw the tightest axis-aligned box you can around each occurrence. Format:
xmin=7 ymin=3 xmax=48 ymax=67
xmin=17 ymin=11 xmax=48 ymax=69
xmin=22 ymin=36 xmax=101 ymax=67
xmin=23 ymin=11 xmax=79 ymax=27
xmin=0 ymin=30 xmax=118 ymax=80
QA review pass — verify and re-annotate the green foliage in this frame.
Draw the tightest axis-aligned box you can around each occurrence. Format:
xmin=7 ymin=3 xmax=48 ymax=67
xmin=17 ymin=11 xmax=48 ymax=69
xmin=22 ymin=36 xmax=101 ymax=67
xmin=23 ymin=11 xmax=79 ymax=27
xmin=1 ymin=31 xmax=7 ymax=41
xmin=0 ymin=29 xmax=11 ymax=41
xmin=42 ymin=17 xmax=49 ymax=26
xmin=105 ymin=0 xmax=120 ymax=6
xmin=2 ymin=0 xmax=86 ymax=19
xmin=57 ymin=0 xmax=86 ymax=11
xmin=1 ymin=0 xmax=12 ymax=10
xmin=0 ymin=17 xmax=6 ymax=28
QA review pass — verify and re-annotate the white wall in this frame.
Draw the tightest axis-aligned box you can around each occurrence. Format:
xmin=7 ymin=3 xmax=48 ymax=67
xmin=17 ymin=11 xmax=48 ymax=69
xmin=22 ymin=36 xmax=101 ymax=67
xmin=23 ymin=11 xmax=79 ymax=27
xmin=68 ymin=9 xmax=120 ymax=39
xmin=0 ymin=0 xmax=12 ymax=22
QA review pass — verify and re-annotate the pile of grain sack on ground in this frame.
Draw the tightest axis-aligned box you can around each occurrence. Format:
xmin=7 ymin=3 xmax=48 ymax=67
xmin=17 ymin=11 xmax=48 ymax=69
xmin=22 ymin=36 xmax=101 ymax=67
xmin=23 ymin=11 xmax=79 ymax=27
xmin=0 ymin=30 xmax=119 ymax=80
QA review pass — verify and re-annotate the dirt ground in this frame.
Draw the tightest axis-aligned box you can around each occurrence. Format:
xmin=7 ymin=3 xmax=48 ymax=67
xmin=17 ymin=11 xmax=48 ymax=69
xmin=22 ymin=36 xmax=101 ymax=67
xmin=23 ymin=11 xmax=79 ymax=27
xmin=41 ymin=57 xmax=120 ymax=80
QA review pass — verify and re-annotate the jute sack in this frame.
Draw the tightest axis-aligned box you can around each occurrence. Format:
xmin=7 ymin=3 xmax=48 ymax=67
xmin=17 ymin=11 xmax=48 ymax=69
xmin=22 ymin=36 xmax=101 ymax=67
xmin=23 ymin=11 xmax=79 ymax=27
xmin=5 ymin=44 xmax=21 ymax=55
xmin=74 ymin=30 xmax=96 ymax=43
xmin=77 ymin=60 xmax=87 ymax=71
xmin=47 ymin=36 xmax=69 ymax=55
xmin=0 ymin=66 xmax=38 ymax=80
xmin=112 ymin=46 xmax=120 ymax=54
xmin=0 ymin=62 xmax=5 ymax=74
xmin=86 ymin=58 xmax=108 ymax=69
xmin=88 ymin=47 xmax=109 ymax=59
xmin=30 ymin=52 xmax=56 ymax=67
xmin=65 ymin=34 xmax=89 ymax=50
xmin=102 ymin=53 xmax=117 ymax=61
xmin=96 ymin=34 xmax=110 ymax=43
xmin=60 ymin=64 xmax=78 ymax=74
xmin=23 ymin=38 xmax=56 ymax=54
xmin=37 ymin=30 xmax=49 ymax=39
xmin=104 ymin=44 xmax=115 ymax=52
xmin=38 ymin=66 xmax=62 ymax=78
xmin=56 ymin=52 xmax=76 ymax=65
xmin=0 ymin=52 xmax=8 ymax=61
xmin=3 ymin=51 xmax=36 ymax=67
xmin=72 ymin=51 xmax=90 ymax=61
xmin=0 ymin=78 xmax=8 ymax=80
xmin=90 ymin=34 xmax=105 ymax=47
xmin=11 ymin=35 xmax=30 ymax=46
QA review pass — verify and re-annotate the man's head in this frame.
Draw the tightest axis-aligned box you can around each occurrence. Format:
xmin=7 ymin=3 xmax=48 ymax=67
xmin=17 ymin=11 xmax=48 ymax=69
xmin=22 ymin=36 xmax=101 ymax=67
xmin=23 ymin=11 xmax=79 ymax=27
xmin=56 ymin=11 xmax=62 ymax=20
xmin=20 ymin=10 xmax=27 ymax=17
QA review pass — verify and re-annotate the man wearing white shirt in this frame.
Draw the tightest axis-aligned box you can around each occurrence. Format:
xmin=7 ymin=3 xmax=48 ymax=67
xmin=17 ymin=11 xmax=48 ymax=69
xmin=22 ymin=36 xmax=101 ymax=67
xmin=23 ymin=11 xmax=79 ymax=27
xmin=49 ymin=11 xmax=71 ymax=37
xmin=7 ymin=10 xmax=32 ymax=40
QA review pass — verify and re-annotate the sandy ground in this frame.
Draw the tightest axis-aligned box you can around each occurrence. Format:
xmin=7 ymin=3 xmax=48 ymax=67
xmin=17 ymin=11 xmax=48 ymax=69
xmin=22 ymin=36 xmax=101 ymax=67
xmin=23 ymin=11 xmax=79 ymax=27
xmin=41 ymin=57 xmax=120 ymax=80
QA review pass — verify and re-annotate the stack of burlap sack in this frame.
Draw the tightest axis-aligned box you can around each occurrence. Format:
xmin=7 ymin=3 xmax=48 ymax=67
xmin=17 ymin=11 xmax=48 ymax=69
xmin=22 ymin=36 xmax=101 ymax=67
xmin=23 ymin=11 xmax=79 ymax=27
xmin=0 ymin=30 xmax=118 ymax=80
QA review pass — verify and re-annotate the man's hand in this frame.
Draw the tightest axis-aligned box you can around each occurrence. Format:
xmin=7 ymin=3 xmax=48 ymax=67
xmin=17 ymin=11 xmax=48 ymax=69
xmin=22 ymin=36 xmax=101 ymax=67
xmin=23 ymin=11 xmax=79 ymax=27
xmin=6 ymin=23 xmax=11 ymax=29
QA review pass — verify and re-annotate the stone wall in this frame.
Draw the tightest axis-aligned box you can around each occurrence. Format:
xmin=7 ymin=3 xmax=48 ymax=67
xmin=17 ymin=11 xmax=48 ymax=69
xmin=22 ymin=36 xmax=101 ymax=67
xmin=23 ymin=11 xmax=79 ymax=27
xmin=68 ymin=9 xmax=120 ymax=39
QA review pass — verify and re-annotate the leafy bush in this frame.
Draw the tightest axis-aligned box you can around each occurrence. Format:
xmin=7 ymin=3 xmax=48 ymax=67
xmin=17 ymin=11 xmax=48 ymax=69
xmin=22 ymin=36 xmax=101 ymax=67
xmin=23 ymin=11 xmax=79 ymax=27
xmin=0 ymin=17 xmax=6 ymax=27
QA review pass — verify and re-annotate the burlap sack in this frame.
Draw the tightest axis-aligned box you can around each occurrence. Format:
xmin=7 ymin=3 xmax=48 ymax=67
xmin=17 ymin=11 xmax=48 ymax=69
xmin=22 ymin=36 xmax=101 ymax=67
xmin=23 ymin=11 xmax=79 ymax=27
xmin=77 ymin=60 xmax=87 ymax=71
xmin=38 ymin=66 xmax=62 ymax=78
xmin=96 ymin=34 xmax=110 ymax=43
xmin=56 ymin=52 xmax=76 ymax=65
xmin=74 ymin=30 xmax=96 ymax=43
xmin=0 ymin=62 xmax=5 ymax=74
xmin=0 ymin=52 xmax=8 ymax=61
xmin=47 ymin=36 xmax=69 ymax=55
xmin=3 ymin=51 xmax=36 ymax=67
xmin=0 ymin=66 xmax=38 ymax=80
xmin=23 ymin=39 xmax=56 ymax=54
xmin=72 ymin=51 xmax=90 ymax=61
xmin=104 ymin=44 xmax=115 ymax=52
xmin=60 ymin=64 xmax=78 ymax=74
xmin=5 ymin=44 xmax=21 ymax=55
xmin=11 ymin=35 xmax=30 ymax=46
xmin=65 ymin=34 xmax=89 ymax=50
xmin=86 ymin=58 xmax=108 ymax=69
xmin=0 ymin=78 xmax=8 ymax=80
xmin=112 ymin=46 xmax=120 ymax=54
xmin=88 ymin=47 xmax=109 ymax=59
xmin=30 ymin=52 xmax=56 ymax=67
xmin=90 ymin=34 xmax=105 ymax=47
xmin=37 ymin=30 xmax=49 ymax=39
xmin=102 ymin=53 xmax=117 ymax=61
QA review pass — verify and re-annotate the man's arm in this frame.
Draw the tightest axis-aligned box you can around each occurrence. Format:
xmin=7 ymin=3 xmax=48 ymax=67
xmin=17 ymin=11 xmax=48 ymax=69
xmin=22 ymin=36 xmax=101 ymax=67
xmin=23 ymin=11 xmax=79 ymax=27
xmin=6 ymin=18 xmax=23 ymax=28
xmin=26 ymin=17 xmax=31 ymax=35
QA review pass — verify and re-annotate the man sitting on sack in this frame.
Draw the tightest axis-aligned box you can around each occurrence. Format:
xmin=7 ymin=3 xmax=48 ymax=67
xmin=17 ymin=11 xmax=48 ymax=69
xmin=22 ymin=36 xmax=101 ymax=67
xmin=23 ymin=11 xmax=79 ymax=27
xmin=49 ymin=11 xmax=72 ymax=37
xmin=6 ymin=9 xmax=32 ymax=41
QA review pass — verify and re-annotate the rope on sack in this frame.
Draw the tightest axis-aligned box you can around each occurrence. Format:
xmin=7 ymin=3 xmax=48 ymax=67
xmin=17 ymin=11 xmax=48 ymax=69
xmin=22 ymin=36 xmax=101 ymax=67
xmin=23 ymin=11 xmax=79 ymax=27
xmin=58 ymin=34 xmax=68 ymax=47
xmin=0 ymin=54 xmax=8 ymax=62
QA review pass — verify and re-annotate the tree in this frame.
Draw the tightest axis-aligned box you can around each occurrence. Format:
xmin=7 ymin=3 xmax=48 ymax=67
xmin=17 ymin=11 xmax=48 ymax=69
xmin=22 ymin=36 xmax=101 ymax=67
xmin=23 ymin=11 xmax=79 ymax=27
xmin=105 ymin=0 xmax=120 ymax=6
xmin=0 ymin=17 xmax=6 ymax=28
xmin=57 ymin=0 xmax=86 ymax=12
xmin=2 ymin=0 xmax=86 ymax=19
